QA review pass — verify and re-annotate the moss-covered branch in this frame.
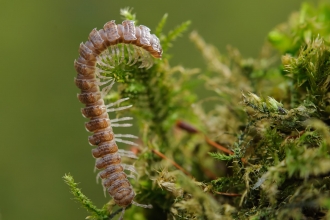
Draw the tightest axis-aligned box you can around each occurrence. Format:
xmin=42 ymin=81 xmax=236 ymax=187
xmin=66 ymin=3 xmax=330 ymax=219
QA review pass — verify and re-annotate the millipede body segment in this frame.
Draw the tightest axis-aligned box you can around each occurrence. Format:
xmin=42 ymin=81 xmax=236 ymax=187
xmin=74 ymin=20 xmax=162 ymax=213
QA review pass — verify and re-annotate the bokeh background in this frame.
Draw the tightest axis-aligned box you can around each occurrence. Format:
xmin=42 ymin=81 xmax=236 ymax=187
xmin=0 ymin=0 xmax=319 ymax=219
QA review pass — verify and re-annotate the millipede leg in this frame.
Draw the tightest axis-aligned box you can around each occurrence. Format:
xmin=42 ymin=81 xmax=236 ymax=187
xmin=138 ymin=48 xmax=147 ymax=68
xmin=126 ymin=44 xmax=132 ymax=65
xmin=115 ymin=138 xmax=138 ymax=146
xmin=96 ymin=79 xmax=113 ymax=86
xmin=118 ymin=149 xmax=138 ymax=159
xmin=106 ymin=105 xmax=133 ymax=113
xmin=101 ymin=50 xmax=115 ymax=69
xmin=96 ymin=68 xmax=112 ymax=80
xmin=115 ymin=134 xmax=138 ymax=139
xmin=96 ymin=172 xmax=101 ymax=184
xmin=96 ymin=56 xmax=108 ymax=67
xmin=118 ymin=208 xmax=126 ymax=220
xmin=101 ymin=80 xmax=115 ymax=95
xmin=97 ymin=53 xmax=114 ymax=70
xmin=132 ymin=200 xmax=153 ymax=209
xmin=111 ymin=46 xmax=117 ymax=64
xmin=126 ymin=173 xmax=137 ymax=180
xmin=101 ymin=179 xmax=107 ymax=197
xmin=114 ymin=45 xmax=120 ymax=64
xmin=107 ymin=48 xmax=116 ymax=67
xmin=121 ymin=164 xmax=138 ymax=176
xmin=110 ymin=116 xmax=133 ymax=123
xmin=105 ymin=97 xmax=130 ymax=108
xmin=111 ymin=122 xmax=133 ymax=127
xmin=130 ymin=45 xmax=139 ymax=66
xmin=119 ymin=44 xmax=125 ymax=64
xmin=146 ymin=54 xmax=154 ymax=69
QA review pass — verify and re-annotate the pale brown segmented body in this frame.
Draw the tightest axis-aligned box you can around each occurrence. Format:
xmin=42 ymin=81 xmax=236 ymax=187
xmin=74 ymin=20 xmax=162 ymax=209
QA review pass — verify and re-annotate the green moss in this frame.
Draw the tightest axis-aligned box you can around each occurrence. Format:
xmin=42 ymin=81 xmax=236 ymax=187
xmin=66 ymin=3 xmax=330 ymax=219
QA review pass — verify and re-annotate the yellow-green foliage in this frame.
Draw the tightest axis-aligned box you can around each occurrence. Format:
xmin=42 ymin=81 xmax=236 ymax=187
xmin=65 ymin=3 xmax=330 ymax=219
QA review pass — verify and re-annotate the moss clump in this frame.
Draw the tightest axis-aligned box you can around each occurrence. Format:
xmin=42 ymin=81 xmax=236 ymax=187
xmin=65 ymin=3 xmax=330 ymax=219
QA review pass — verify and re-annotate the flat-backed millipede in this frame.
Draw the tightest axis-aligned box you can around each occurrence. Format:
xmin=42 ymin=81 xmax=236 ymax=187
xmin=74 ymin=20 xmax=162 ymax=218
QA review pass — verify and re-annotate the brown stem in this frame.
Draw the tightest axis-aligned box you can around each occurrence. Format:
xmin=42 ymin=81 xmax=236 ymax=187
xmin=176 ymin=120 xmax=248 ymax=164
xmin=152 ymin=149 xmax=192 ymax=178
xmin=204 ymin=136 xmax=234 ymax=155
xmin=214 ymin=191 xmax=241 ymax=197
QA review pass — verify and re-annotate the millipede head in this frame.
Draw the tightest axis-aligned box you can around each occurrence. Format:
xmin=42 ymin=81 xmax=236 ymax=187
xmin=150 ymin=34 xmax=162 ymax=58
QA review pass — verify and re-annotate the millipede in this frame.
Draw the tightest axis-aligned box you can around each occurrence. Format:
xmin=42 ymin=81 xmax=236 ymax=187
xmin=74 ymin=20 xmax=162 ymax=219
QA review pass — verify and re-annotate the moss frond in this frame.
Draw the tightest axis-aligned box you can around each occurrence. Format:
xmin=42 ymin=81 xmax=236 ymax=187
xmin=268 ymin=2 xmax=330 ymax=54
xmin=67 ymin=3 xmax=330 ymax=219
xmin=208 ymin=152 xmax=236 ymax=161
xmin=161 ymin=20 xmax=191 ymax=52
xmin=63 ymin=174 xmax=118 ymax=220
xmin=155 ymin=13 xmax=168 ymax=37
xmin=120 ymin=7 xmax=137 ymax=22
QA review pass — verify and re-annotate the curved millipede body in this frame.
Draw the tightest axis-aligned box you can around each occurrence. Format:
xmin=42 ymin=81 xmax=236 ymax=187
xmin=74 ymin=20 xmax=161 ymax=217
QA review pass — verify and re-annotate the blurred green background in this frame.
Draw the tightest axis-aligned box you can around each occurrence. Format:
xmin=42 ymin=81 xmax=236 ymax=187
xmin=0 ymin=0 xmax=318 ymax=219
